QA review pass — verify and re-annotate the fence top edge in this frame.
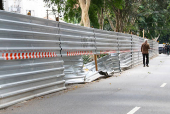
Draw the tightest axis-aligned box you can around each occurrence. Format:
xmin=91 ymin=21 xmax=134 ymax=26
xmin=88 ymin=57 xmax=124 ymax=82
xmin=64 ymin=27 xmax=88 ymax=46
xmin=0 ymin=10 xmax=59 ymax=23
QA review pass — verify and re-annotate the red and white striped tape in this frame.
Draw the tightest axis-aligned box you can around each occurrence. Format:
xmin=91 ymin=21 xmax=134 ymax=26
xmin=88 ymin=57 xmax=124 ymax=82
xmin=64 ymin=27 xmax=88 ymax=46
xmin=133 ymin=50 xmax=139 ymax=52
xmin=120 ymin=50 xmax=131 ymax=53
xmin=67 ymin=51 xmax=93 ymax=56
xmin=100 ymin=50 xmax=116 ymax=54
xmin=2 ymin=52 xmax=57 ymax=60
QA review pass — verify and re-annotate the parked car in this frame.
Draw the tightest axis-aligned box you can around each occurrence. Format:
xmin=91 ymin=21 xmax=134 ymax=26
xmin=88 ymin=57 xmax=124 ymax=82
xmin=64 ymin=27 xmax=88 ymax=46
xmin=159 ymin=44 xmax=164 ymax=54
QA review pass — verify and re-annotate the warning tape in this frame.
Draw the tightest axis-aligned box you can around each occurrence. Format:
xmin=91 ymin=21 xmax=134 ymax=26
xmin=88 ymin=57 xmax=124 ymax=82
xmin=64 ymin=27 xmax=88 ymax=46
xmin=133 ymin=50 xmax=139 ymax=52
xmin=120 ymin=50 xmax=131 ymax=53
xmin=67 ymin=51 xmax=93 ymax=56
xmin=100 ymin=50 xmax=116 ymax=54
xmin=2 ymin=52 xmax=57 ymax=60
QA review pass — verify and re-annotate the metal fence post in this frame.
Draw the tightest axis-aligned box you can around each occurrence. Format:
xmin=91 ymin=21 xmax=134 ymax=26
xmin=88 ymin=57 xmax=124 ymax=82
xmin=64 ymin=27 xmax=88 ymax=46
xmin=58 ymin=22 xmax=62 ymax=58
xmin=117 ymin=33 xmax=121 ymax=72
xmin=138 ymin=37 xmax=140 ymax=65
xmin=94 ymin=55 xmax=98 ymax=71
xmin=94 ymin=29 xmax=98 ymax=71
xmin=152 ymin=40 xmax=154 ymax=57
xmin=131 ymin=35 xmax=133 ymax=68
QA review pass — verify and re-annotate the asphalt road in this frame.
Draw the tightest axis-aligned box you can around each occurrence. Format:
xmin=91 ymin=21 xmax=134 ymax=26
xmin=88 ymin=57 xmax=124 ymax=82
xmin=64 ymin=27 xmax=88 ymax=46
xmin=1 ymin=54 xmax=170 ymax=114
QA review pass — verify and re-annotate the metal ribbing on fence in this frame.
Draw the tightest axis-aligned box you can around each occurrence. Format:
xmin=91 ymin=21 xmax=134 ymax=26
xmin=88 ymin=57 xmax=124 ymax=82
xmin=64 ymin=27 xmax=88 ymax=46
xmin=59 ymin=22 xmax=95 ymax=84
xmin=119 ymin=52 xmax=132 ymax=69
xmin=85 ymin=55 xmax=108 ymax=82
xmin=132 ymin=35 xmax=140 ymax=66
xmin=62 ymin=56 xmax=85 ymax=84
xmin=153 ymin=41 xmax=159 ymax=56
xmin=0 ymin=11 xmax=66 ymax=109
xmin=138 ymin=37 xmax=144 ymax=64
xmin=118 ymin=33 xmax=132 ymax=53
xmin=84 ymin=54 xmax=119 ymax=82
xmin=118 ymin=33 xmax=132 ymax=68
xmin=94 ymin=29 xmax=119 ymax=73
xmin=0 ymin=10 xmax=159 ymax=108
xmin=0 ymin=11 xmax=58 ymax=27
xmin=94 ymin=29 xmax=118 ymax=54
xmin=109 ymin=53 xmax=120 ymax=73
xmin=148 ymin=39 xmax=153 ymax=58
xmin=59 ymin=22 xmax=95 ymax=57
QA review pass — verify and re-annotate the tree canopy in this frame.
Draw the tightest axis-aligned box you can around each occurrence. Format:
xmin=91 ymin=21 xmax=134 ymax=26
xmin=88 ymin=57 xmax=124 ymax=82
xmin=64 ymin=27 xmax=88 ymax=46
xmin=44 ymin=0 xmax=170 ymax=43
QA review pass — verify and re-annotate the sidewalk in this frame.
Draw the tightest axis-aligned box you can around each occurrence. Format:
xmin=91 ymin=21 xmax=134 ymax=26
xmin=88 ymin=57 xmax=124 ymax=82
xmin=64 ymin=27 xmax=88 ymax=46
xmin=1 ymin=54 xmax=170 ymax=114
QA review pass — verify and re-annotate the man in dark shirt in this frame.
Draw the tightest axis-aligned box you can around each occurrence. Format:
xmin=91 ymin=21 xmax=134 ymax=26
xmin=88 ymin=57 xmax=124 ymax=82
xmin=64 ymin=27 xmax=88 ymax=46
xmin=141 ymin=39 xmax=150 ymax=67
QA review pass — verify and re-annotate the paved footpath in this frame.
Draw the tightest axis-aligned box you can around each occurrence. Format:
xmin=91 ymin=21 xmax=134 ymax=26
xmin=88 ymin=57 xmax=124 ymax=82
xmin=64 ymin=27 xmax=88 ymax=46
xmin=1 ymin=54 xmax=170 ymax=114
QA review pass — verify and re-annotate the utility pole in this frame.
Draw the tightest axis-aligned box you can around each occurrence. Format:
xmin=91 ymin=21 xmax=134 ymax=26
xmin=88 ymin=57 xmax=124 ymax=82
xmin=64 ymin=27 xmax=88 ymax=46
xmin=55 ymin=3 xmax=59 ymax=21
xmin=143 ymin=29 xmax=145 ymax=38
xmin=47 ymin=10 xmax=48 ymax=19
xmin=0 ymin=0 xmax=4 ymax=10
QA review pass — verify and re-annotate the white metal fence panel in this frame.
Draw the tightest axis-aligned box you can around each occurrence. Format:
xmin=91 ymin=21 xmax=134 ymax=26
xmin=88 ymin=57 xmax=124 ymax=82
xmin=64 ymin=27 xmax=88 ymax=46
xmin=132 ymin=35 xmax=140 ymax=66
xmin=0 ymin=10 xmax=159 ymax=108
xmin=59 ymin=22 xmax=95 ymax=84
xmin=95 ymin=29 xmax=118 ymax=54
xmin=118 ymin=33 xmax=132 ymax=68
xmin=0 ymin=11 xmax=66 ymax=109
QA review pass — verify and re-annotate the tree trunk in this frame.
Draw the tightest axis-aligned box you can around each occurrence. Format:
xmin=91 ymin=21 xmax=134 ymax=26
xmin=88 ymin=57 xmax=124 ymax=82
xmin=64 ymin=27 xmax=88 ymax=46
xmin=98 ymin=11 xmax=100 ymax=25
xmin=98 ymin=8 xmax=104 ymax=30
xmin=100 ymin=8 xmax=104 ymax=30
xmin=116 ymin=12 xmax=119 ymax=32
xmin=107 ymin=13 xmax=116 ymax=31
xmin=153 ymin=34 xmax=160 ymax=41
xmin=80 ymin=13 xmax=83 ymax=26
xmin=115 ymin=9 xmax=124 ymax=32
xmin=119 ymin=11 xmax=123 ymax=32
xmin=79 ymin=0 xmax=91 ymax=27
xmin=0 ymin=0 xmax=3 ymax=10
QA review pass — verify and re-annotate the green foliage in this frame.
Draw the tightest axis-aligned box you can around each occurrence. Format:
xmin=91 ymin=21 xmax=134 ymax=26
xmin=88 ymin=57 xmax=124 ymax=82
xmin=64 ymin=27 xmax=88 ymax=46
xmin=137 ymin=0 xmax=170 ymax=40
xmin=97 ymin=54 xmax=107 ymax=58
xmin=103 ymin=18 xmax=113 ymax=31
xmin=43 ymin=0 xmax=65 ymax=14
xmin=64 ymin=0 xmax=81 ymax=23
xmin=89 ymin=3 xmax=99 ymax=28
xmin=106 ymin=0 xmax=124 ymax=9
xmin=64 ymin=0 xmax=103 ymax=28
xmin=43 ymin=0 xmax=170 ymax=42
xmin=82 ymin=55 xmax=92 ymax=64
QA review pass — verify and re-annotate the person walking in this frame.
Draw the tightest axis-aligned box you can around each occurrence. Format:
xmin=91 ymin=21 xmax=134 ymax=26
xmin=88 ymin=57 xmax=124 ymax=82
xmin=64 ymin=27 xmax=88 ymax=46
xmin=165 ymin=43 xmax=167 ymax=54
xmin=141 ymin=39 xmax=150 ymax=67
xmin=165 ymin=43 xmax=170 ymax=55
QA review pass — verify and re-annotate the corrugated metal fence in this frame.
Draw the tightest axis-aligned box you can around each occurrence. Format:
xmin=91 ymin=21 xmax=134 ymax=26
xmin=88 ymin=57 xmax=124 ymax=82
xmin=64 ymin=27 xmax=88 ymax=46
xmin=0 ymin=11 xmax=66 ymax=109
xmin=0 ymin=11 xmax=158 ymax=108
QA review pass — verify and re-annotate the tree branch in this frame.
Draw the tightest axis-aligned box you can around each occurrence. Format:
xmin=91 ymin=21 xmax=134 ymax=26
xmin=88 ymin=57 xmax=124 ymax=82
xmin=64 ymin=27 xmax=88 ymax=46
xmin=107 ymin=13 xmax=116 ymax=31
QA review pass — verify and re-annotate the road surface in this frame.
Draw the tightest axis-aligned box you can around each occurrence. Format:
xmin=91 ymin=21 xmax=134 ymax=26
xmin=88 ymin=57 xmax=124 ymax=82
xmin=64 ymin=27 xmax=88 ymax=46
xmin=1 ymin=54 xmax=170 ymax=114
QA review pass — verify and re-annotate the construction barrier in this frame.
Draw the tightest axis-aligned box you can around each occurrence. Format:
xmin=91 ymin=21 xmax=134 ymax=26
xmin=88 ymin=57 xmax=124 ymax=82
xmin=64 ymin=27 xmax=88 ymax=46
xmin=0 ymin=10 xmax=158 ymax=108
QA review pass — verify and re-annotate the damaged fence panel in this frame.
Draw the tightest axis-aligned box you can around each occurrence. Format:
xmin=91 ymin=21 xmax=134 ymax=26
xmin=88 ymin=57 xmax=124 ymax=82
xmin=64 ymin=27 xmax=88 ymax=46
xmin=85 ymin=29 xmax=119 ymax=82
xmin=59 ymin=22 xmax=95 ymax=84
xmin=0 ymin=10 xmax=159 ymax=109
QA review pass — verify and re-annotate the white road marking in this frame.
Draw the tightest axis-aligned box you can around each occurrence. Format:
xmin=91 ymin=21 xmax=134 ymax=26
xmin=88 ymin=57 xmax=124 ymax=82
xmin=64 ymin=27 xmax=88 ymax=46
xmin=127 ymin=107 xmax=141 ymax=114
xmin=160 ymin=83 xmax=167 ymax=87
